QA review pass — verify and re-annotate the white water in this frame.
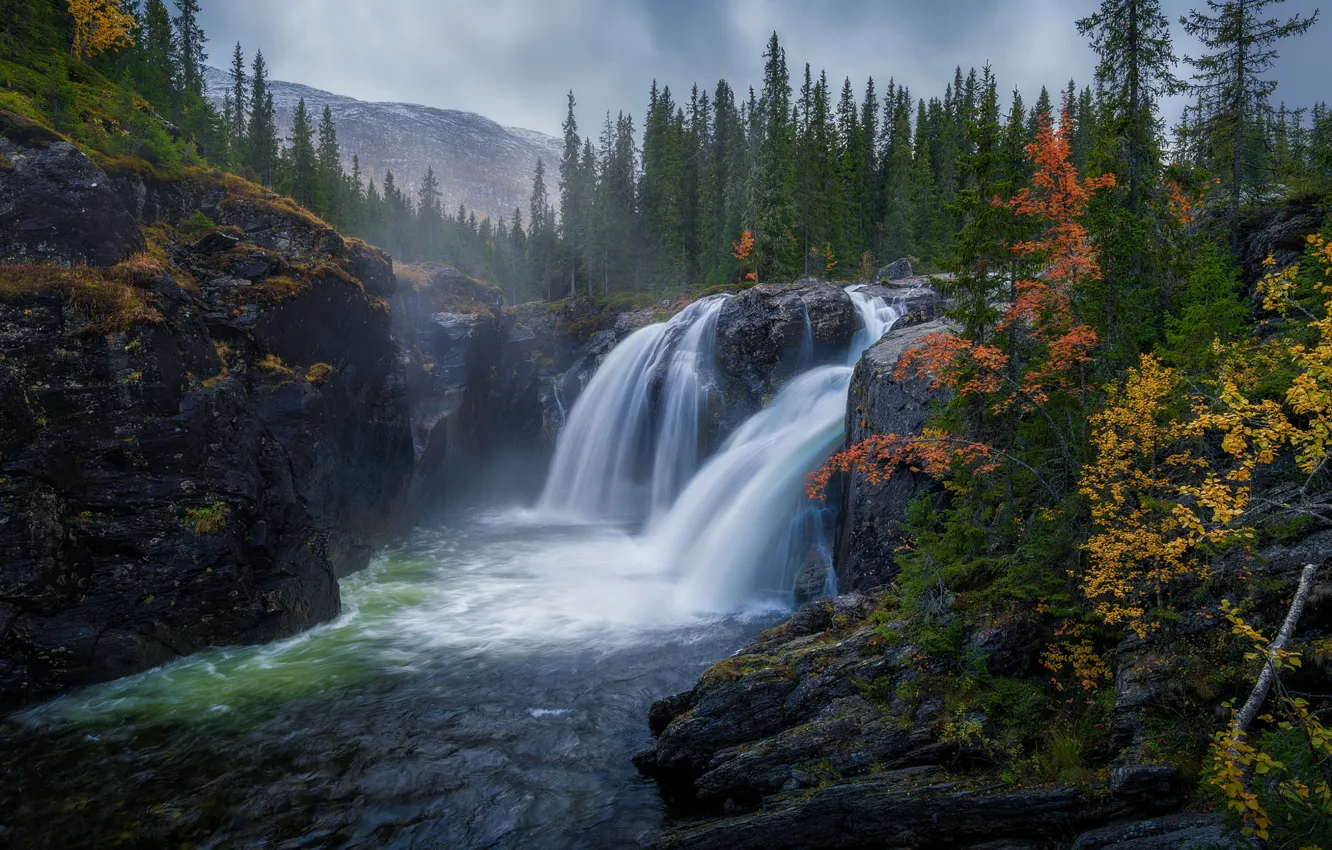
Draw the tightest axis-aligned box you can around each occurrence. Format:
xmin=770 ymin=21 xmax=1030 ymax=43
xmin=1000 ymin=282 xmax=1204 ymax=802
xmin=649 ymin=296 xmax=727 ymax=516
xmin=537 ymin=295 xmax=730 ymax=521
xmin=535 ymin=285 xmax=905 ymax=613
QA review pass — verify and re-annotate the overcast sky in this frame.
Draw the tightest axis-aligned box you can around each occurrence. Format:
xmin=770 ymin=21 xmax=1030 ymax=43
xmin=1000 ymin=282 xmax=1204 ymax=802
xmin=198 ymin=0 xmax=1327 ymax=138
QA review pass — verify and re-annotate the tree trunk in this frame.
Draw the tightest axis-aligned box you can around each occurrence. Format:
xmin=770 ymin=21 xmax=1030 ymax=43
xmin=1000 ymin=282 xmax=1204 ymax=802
xmin=1233 ymin=563 xmax=1320 ymax=735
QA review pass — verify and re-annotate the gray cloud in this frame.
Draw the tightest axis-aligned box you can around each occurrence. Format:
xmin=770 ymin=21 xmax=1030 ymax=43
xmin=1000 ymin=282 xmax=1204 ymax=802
xmin=198 ymin=0 xmax=1326 ymax=137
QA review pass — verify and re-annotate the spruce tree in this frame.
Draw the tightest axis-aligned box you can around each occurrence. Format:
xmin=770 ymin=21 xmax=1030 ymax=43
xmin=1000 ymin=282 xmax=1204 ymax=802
xmin=1181 ymin=0 xmax=1319 ymax=248
xmin=945 ymin=63 xmax=1007 ymax=340
xmin=558 ymin=92 xmax=584 ymax=296
xmin=1078 ymin=0 xmax=1183 ymax=210
xmin=878 ymin=83 xmax=914 ymax=263
xmin=316 ymin=105 xmax=342 ymax=220
xmin=138 ymin=0 xmax=175 ymax=110
xmin=229 ymin=42 xmax=247 ymax=146
xmin=418 ymin=167 xmax=443 ymax=256
xmin=284 ymin=98 xmax=318 ymax=209
xmin=246 ymin=50 xmax=278 ymax=185
xmin=754 ymin=33 xmax=798 ymax=281
xmin=172 ymin=0 xmax=205 ymax=99
xmin=529 ymin=157 xmax=555 ymax=298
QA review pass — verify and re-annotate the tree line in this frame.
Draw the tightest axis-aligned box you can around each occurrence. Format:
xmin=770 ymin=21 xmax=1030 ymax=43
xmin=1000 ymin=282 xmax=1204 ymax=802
xmin=22 ymin=0 xmax=1332 ymax=314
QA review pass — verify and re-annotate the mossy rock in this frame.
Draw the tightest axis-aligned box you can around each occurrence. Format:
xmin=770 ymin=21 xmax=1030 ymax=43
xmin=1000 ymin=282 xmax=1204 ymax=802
xmin=0 ymin=109 xmax=63 ymax=149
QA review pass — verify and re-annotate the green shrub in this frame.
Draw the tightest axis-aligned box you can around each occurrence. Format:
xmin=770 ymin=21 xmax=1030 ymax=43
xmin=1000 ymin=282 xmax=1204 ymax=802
xmin=184 ymin=502 xmax=230 ymax=535
xmin=178 ymin=211 xmax=216 ymax=234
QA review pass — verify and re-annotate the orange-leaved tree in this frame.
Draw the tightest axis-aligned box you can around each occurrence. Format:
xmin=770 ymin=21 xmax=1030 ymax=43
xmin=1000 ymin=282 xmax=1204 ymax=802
xmin=811 ymin=107 xmax=1114 ymax=502
xmin=67 ymin=0 xmax=136 ymax=60
xmin=732 ymin=230 xmax=756 ymax=283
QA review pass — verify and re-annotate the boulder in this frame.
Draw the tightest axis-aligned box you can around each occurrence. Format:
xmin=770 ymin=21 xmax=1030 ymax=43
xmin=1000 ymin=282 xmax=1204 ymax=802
xmin=651 ymin=772 xmax=1122 ymax=850
xmin=834 ymin=318 xmax=953 ymax=591
xmin=714 ymin=281 xmax=856 ymax=429
xmin=1072 ymin=814 xmax=1244 ymax=849
xmin=877 ymin=257 xmax=913 ymax=281
xmin=0 ymin=112 xmax=145 ymax=266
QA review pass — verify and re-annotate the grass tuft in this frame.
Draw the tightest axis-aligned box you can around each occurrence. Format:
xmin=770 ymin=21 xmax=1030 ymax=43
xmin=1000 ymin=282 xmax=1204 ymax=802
xmin=0 ymin=257 xmax=165 ymax=333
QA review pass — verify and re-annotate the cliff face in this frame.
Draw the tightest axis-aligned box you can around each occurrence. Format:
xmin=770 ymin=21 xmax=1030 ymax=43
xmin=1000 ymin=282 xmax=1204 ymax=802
xmin=835 ymin=290 xmax=948 ymax=593
xmin=0 ymin=113 xmax=417 ymax=709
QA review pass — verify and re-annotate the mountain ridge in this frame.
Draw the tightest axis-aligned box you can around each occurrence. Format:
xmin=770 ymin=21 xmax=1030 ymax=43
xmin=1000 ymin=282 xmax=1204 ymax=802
xmin=203 ymin=66 xmax=562 ymax=225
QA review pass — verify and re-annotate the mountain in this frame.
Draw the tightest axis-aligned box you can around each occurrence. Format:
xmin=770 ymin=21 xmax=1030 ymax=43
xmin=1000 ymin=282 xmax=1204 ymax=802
xmin=204 ymin=67 xmax=563 ymax=225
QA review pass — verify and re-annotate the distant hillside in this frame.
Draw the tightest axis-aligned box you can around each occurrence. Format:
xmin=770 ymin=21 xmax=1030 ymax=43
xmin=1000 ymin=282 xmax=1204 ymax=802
xmin=204 ymin=67 xmax=562 ymax=224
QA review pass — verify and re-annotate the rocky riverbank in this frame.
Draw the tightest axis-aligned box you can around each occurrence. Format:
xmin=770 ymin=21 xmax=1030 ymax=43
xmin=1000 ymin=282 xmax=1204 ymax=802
xmin=0 ymin=107 xmax=903 ymax=709
xmin=634 ymin=280 xmax=1331 ymax=849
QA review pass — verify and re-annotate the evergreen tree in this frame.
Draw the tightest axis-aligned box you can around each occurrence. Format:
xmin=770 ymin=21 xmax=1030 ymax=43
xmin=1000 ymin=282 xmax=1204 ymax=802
xmin=1181 ymin=0 xmax=1319 ymax=248
xmin=909 ymin=99 xmax=939 ymax=262
xmin=558 ymin=91 xmax=584 ymax=296
xmin=316 ymin=105 xmax=342 ymax=220
xmin=1029 ymin=87 xmax=1053 ymax=142
xmin=172 ymin=0 xmax=205 ymax=99
xmin=1078 ymin=0 xmax=1183 ymax=210
xmin=228 ymin=42 xmax=247 ymax=146
xmin=137 ymin=0 xmax=175 ymax=110
xmin=418 ymin=166 xmax=443 ymax=256
xmin=879 ymin=83 xmax=914 ymax=262
xmin=753 ymin=33 xmax=798 ymax=280
xmin=283 ymin=98 xmax=318 ymax=209
xmin=246 ymin=50 xmax=278 ymax=185
xmin=529 ymin=156 xmax=555 ymax=298
xmin=945 ymin=63 xmax=1007 ymax=340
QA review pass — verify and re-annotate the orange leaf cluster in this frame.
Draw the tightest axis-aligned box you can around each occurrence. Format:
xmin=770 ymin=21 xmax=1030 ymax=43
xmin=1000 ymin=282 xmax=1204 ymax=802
xmin=732 ymin=229 xmax=755 ymax=262
xmin=806 ymin=428 xmax=999 ymax=499
xmin=890 ymin=107 xmax=1113 ymax=417
xmin=812 ymin=107 xmax=1114 ymax=500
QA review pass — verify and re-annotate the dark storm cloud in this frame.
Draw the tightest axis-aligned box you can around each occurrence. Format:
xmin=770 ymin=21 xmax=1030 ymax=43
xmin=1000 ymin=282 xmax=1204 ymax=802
xmin=198 ymin=0 xmax=1325 ymax=136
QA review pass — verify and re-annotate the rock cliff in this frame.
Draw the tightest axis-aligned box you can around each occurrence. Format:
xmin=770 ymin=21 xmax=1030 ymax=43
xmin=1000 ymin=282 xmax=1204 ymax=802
xmin=0 ymin=114 xmax=419 ymax=708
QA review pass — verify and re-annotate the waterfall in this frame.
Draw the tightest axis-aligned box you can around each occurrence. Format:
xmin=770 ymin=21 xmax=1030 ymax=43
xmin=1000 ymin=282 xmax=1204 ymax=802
xmin=537 ymin=295 xmax=729 ymax=521
xmin=652 ymin=289 xmax=906 ymax=610
xmin=649 ymin=297 xmax=727 ymax=517
xmin=650 ymin=365 xmax=854 ymax=609
xmin=538 ymin=284 xmax=905 ymax=610
xmin=847 ymin=285 xmax=904 ymax=365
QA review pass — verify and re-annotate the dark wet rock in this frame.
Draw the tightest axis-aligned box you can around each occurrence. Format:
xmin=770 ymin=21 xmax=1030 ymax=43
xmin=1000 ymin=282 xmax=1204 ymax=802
xmin=1109 ymin=765 xmax=1182 ymax=809
xmin=0 ymin=162 xmax=416 ymax=709
xmin=192 ymin=228 xmax=241 ymax=256
xmin=877 ymin=257 xmax=913 ymax=281
xmin=637 ymin=591 xmax=946 ymax=809
xmin=1239 ymin=195 xmax=1328 ymax=285
xmin=651 ymin=771 xmax=1123 ymax=850
xmin=834 ymin=317 xmax=953 ymax=591
xmin=1072 ymin=814 xmax=1244 ymax=849
xmin=968 ymin=617 xmax=1046 ymax=677
xmin=792 ymin=549 xmax=833 ymax=606
xmin=714 ymin=281 xmax=856 ymax=429
xmin=0 ymin=113 xmax=145 ymax=266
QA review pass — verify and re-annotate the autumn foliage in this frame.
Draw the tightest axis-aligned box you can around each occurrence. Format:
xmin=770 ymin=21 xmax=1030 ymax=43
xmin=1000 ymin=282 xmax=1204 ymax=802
xmin=67 ymin=0 xmax=136 ymax=60
xmin=1080 ymin=234 xmax=1332 ymax=635
xmin=732 ymin=230 xmax=756 ymax=282
xmin=811 ymin=108 xmax=1114 ymax=499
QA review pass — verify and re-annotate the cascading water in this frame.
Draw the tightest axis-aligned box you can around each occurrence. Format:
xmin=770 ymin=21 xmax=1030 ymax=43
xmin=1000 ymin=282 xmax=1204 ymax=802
xmin=2 ymin=284 xmax=911 ymax=850
xmin=537 ymin=295 xmax=729 ymax=521
xmin=848 ymin=284 xmax=905 ymax=364
xmin=651 ymin=365 xmax=855 ymax=609
xmin=652 ymin=289 xmax=905 ymax=609
xmin=649 ymin=296 xmax=727 ymax=516
xmin=538 ymin=284 xmax=906 ymax=610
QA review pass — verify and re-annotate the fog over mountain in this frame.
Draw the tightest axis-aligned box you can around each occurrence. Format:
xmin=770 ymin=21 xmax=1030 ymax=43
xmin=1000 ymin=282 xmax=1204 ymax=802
xmin=204 ymin=66 xmax=562 ymax=224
